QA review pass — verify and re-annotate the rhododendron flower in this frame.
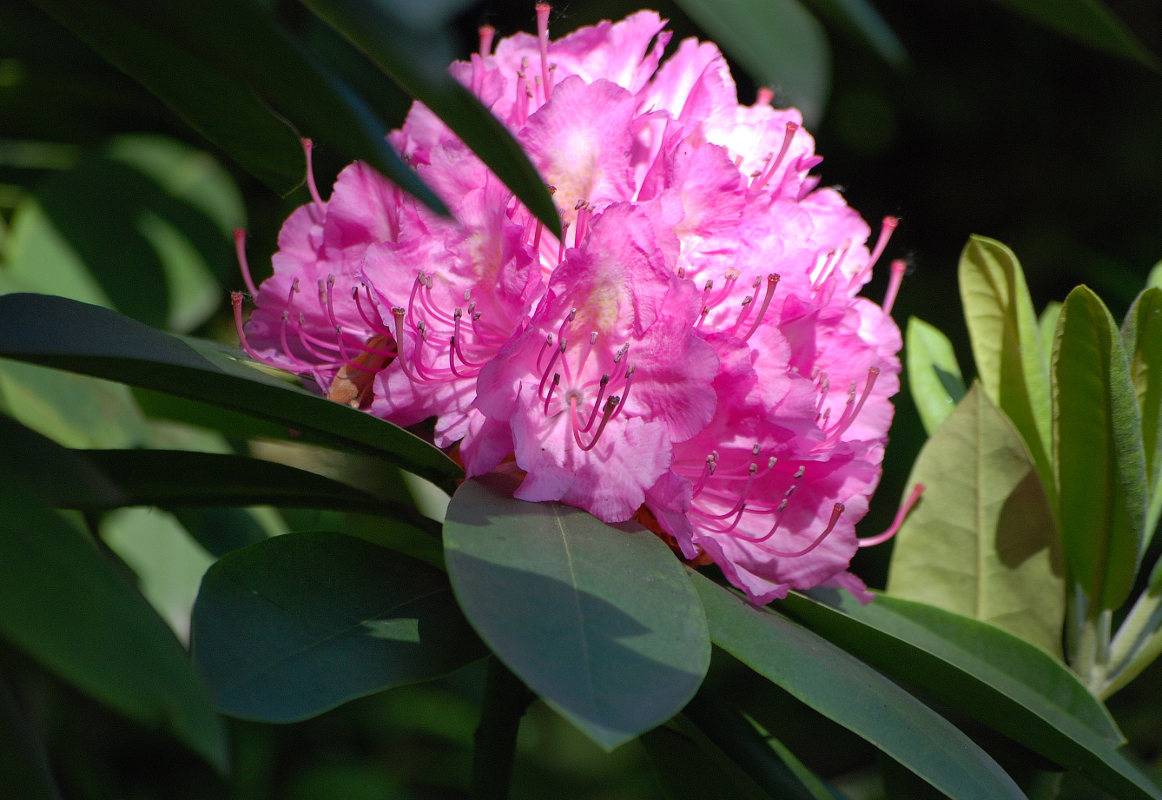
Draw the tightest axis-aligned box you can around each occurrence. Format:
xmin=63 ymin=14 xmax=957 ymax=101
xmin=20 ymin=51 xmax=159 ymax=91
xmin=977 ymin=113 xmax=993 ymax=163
xmin=234 ymin=5 xmax=908 ymax=605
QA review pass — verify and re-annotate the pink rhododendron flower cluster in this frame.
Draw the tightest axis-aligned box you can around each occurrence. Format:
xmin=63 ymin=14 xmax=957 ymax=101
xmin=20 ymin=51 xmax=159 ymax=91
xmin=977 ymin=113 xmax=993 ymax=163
xmin=234 ymin=7 xmax=907 ymax=605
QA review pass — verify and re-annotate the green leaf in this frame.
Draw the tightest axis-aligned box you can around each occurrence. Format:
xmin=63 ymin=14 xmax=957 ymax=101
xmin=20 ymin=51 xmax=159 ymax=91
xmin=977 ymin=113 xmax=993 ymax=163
xmin=443 ymin=477 xmax=710 ymax=751
xmin=0 ymin=470 xmax=227 ymax=771
xmin=692 ymin=572 xmax=1026 ymax=800
xmin=984 ymin=0 xmax=1159 ymax=70
xmin=1121 ymin=288 xmax=1162 ymax=542
xmin=641 ymin=717 xmax=778 ymax=800
xmin=959 ymin=235 xmax=1055 ymax=501
xmin=1053 ymin=286 xmax=1148 ymax=612
xmin=1147 ymin=261 xmax=1162 ymax=290
xmin=26 ymin=0 xmax=302 ymax=194
xmin=886 ymin=384 xmax=1064 ymax=654
xmin=1039 ymin=301 xmax=1063 ymax=364
xmin=781 ymin=591 xmax=1162 ymax=799
xmin=672 ymin=0 xmax=831 ymax=126
xmin=798 ymin=0 xmax=907 ymax=67
xmin=299 ymin=0 xmax=560 ymax=235
xmin=0 ymin=674 xmax=63 ymax=800
xmin=906 ymin=316 xmax=966 ymax=435
xmin=5 ymin=135 xmax=239 ymax=333
xmin=0 ymin=293 xmax=462 ymax=488
xmin=191 ymin=532 xmax=485 ymax=722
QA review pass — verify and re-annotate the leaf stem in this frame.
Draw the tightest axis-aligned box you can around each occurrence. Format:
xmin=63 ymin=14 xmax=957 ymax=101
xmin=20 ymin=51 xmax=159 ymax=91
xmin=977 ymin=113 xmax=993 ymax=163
xmin=470 ymin=657 xmax=533 ymax=800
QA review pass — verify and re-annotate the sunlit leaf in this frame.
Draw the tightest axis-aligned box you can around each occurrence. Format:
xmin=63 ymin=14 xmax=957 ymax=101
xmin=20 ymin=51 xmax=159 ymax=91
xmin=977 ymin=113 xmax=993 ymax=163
xmin=905 ymin=316 xmax=966 ymax=435
xmin=887 ymin=384 xmax=1064 ymax=653
xmin=192 ymin=532 xmax=485 ymax=722
xmin=1121 ymin=288 xmax=1162 ymax=542
xmin=959 ymin=235 xmax=1054 ymax=500
xmin=1039 ymin=300 xmax=1063 ymax=364
xmin=1148 ymin=261 xmax=1162 ymax=290
xmin=672 ymin=0 xmax=831 ymax=126
xmin=0 ymin=468 xmax=227 ymax=771
xmin=0 ymin=293 xmax=462 ymax=488
xmin=984 ymin=0 xmax=1159 ymax=69
xmin=443 ymin=477 xmax=710 ymax=751
xmin=1053 ymin=286 xmax=1148 ymax=612
xmin=693 ymin=572 xmax=1025 ymax=800
xmin=299 ymin=0 xmax=560 ymax=235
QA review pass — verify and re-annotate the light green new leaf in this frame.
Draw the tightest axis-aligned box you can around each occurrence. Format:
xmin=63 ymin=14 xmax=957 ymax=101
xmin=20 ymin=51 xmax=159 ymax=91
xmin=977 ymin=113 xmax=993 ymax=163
xmin=1121 ymin=288 xmax=1162 ymax=542
xmin=985 ymin=0 xmax=1159 ymax=70
xmin=1053 ymin=286 xmax=1148 ymax=612
xmin=192 ymin=532 xmax=485 ymax=722
xmin=1040 ymin=301 xmax=1063 ymax=364
xmin=0 ymin=471 xmax=227 ymax=771
xmin=1147 ymin=261 xmax=1162 ymax=290
xmin=959 ymin=235 xmax=1054 ymax=500
xmin=443 ymin=477 xmax=710 ymax=751
xmin=906 ymin=316 xmax=966 ymax=435
xmin=887 ymin=383 xmax=1063 ymax=654
xmin=672 ymin=0 xmax=831 ymax=126
xmin=693 ymin=573 xmax=1025 ymax=800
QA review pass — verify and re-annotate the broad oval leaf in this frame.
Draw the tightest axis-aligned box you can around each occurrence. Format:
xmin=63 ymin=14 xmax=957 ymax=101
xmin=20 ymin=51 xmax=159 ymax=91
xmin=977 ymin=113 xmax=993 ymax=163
xmin=191 ymin=532 xmax=485 ymax=722
xmin=959 ymin=235 xmax=1054 ymax=500
xmin=984 ymin=0 xmax=1159 ymax=69
xmin=672 ymin=0 xmax=831 ymax=126
xmin=693 ymin=572 xmax=1026 ymax=800
xmin=906 ymin=316 xmax=966 ymax=435
xmin=0 ymin=293 xmax=461 ymax=488
xmin=0 ymin=472 xmax=227 ymax=771
xmin=1053 ymin=286 xmax=1148 ymax=611
xmin=443 ymin=477 xmax=710 ymax=751
xmin=781 ymin=591 xmax=1162 ymax=800
xmin=887 ymin=383 xmax=1064 ymax=653
xmin=1121 ymin=288 xmax=1162 ymax=541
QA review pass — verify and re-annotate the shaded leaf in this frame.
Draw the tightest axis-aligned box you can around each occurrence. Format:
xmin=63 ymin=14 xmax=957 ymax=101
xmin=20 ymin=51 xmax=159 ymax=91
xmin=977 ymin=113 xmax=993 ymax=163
xmin=887 ymin=384 xmax=1064 ymax=653
xmin=300 ymin=0 xmax=560 ymax=234
xmin=641 ymin=718 xmax=777 ymax=800
xmin=959 ymin=235 xmax=1054 ymax=500
xmin=0 ymin=467 xmax=227 ymax=771
xmin=191 ymin=532 xmax=485 ymax=722
xmin=906 ymin=316 xmax=966 ymax=435
xmin=985 ymin=0 xmax=1159 ymax=70
xmin=1121 ymin=288 xmax=1162 ymax=541
xmin=1053 ymin=286 xmax=1147 ymax=611
xmin=443 ymin=477 xmax=710 ymax=751
xmin=0 ymin=674 xmax=63 ymax=800
xmin=672 ymin=0 xmax=831 ymax=126
xmin=782 ymin=591 xmax=1162 ymax=799
xmin=799 ymin=0 xmax=907 ymax=67
xmin=0 ymin=293 xmax=462 ymax=488
xmin=692 ymin=572 xmax=1025 ymax=800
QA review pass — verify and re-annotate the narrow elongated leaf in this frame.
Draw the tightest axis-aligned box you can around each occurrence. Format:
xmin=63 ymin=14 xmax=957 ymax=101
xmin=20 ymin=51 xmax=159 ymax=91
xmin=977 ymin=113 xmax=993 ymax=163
xmin=1121 ymin=288 xmax=1162 ymax=541
xmin=693 ymin=573 xmax=1026 ymax=800
xmin=782 ymin=591 xmax=1162 ymax=799
xmin=1039 ymin=301 xmax=1063 ymax=364
xmin=0 ymin=471 xmax=227 ymax=771
xmin=906 ymin=316 xmax=966 ymax=434
xmin=0 ymin=294 xmax=461 ymax=487
xmin=300 ymin=0 xmax=560 ymax=235
xmin=887 ymin=384 xmax=1064 ymax=653
xmin=1053 ymin=286 xmax=1148 ymax=611
xmin=443 ymin=477 xmax=710 ymax=751
xmin=641 ymin=718 xmax=778 ymax=800
xmin=191 ymin=532 xmax=485 ymax=722
xmin=985 ymin=0 xmax=1159 ymax=69
xmin=672 ymin=0 xmax=831 ymax=126
xmin=799 ymin=0 xmax=907 ymax=67
xmin=959 ymin=235 xmax=1054 ymax=500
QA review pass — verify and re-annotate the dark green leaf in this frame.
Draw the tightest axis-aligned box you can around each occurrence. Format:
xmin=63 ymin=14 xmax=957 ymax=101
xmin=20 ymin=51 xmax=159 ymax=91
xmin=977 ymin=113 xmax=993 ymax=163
xmin=169 ymin=507 xmax=271 ymax=558
xmin=443 ymin=477 xmax=710 ymax=751
xmin=27 ymin=0 xmax=303 ymax=193
xmin=693 ymin=572 xmax=1026 ymax=800
xmin=984 ymin=0 xmax=1159 ymax=70
xmin=671 ymin=0 xmax=831 ymax=126
xmin=959 ymin=235 xmax=1054 ymax=501
xmin=0 ymin=294 xmax=462 ymax=488
xmin=191 ymin=532 xmax=484 ymax=722
xmin=886 ymin=384 xmax=1063 ymax=654
xmin=0 ymin=674 xmax=63 ymax=800
xmin=0 ymin=468 xmax=227 ymax=770
xmin=1121 ymin=288 xmax=1162 ymax=541
xmin=1053 ymin=286 xmax=1148 ymax=611
xmin=781 ymin=591 xmax=1162 ymax=799
xmin=906 ymin=316 xmax=966 ymax=435
xmin=300 ymin=0 xmax=560 ymax=234
xmin=799 ymin=0 xmax=907 ymax=67
xmin=641 ymin=718 xmax=778 ymax=800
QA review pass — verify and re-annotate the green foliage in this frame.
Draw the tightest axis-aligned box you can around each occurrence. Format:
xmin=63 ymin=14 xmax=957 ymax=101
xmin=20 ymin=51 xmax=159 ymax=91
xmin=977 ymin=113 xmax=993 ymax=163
xmin=443 ymin=478 xmax=710 ymax=751
xmin=888 ymin=383 xmax=1064 ymax=653
xmin=983 ymin=0 xmax=1159 ymax=69
xmin=905 ymin=316 xmax=967 ymax=435
xmin=192 ymin=532 xmax=486 ymax=722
